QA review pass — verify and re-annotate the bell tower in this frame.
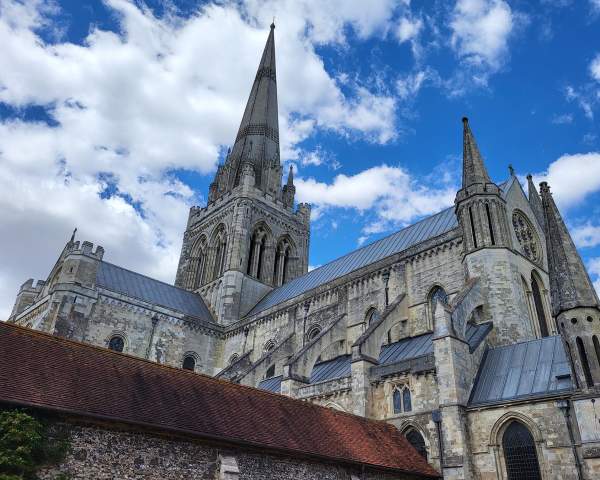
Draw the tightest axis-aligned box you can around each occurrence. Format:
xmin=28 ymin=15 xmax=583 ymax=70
xmin=175 ymin=24 xmax=311 ymax=325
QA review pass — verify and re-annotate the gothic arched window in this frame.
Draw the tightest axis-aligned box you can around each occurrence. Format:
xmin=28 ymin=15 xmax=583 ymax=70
xmin=502 ymin=422 xmax=541 ymax=480
xmin=211 ymin=225 xmax=227 ymax=281
xmin=576 ymin=337 xmax=594 ymax=388
xmin=274 ymin=237 xmax=294 ymax=287
xmin=393 ymin=385 xmax=412 ymax=414
xmin=182 ymin=355 xmax=196 ymax=371
xmin=530 ymin=273 xmax=549 ymax=337
xmin=247 ymin=225 xmax=270 ymax=282
xmin=366 ymin=308 xmax=379 ymax=326
xmin=306 ymin=324 xmax=322 ymax=342
xmin=404 ymin=429 xmax=427 ymax=460
xmin=593 ymin=336 xmax=600 ymax=369
xmin=429 ymin=286 xmax=448 ymax=320
xmin=187 ymin=236 xmax=207 ymax=289
xmin=108 ymin=336 xmax=124 ymax=353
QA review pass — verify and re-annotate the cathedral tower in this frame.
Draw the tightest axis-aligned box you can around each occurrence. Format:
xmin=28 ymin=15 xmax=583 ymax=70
xmin=454 ymin=118 xmax=550 ymax=345
xmin=175 ymin=24 xmax=311 ymax=324
xmin=541 ymin=182 xmax=600 ymax=389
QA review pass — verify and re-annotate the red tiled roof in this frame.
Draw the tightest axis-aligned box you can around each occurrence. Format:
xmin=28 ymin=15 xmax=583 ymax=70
xmin=0 ymin=322 xmax=438 ymax=477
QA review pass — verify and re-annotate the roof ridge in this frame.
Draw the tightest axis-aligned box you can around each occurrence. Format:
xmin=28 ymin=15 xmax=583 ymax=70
xmin=487 ymin=334 xmax=559 ymax=352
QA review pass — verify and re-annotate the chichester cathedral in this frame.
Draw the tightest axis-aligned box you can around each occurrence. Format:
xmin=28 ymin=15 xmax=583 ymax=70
xmin=8 ymin=25 xmax=600 ymax=480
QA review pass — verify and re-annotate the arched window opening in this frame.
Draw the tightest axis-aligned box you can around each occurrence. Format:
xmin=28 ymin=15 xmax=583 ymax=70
xmin=306 ymin=325 xmax=322 ymax=342
xmin=247 ymin=226 xmax=270 ymax=282
xmin=429 ymin=286 xmax=448 ymax=320
xmin=392 ymin=385 xmax=412 ymax=414
xmin=402 ymin=388 xmax=412 ymax=412
xmin=405 ymin=429 xmax=427 ymax=460
xmin=485 ymin=203 xmax=495 ymax=245
xmin=530 ymin=273 xmax=548 ymax=337
xmin=273 ymin=239 xmax=291 ymax=287
xmin=265 ymin=364 xmax=275 ymax=379
xmin=594 ymin=336 xmax=600 ymax=369
xmin=188 ymin=236 xmax=207 ymax=289
xmin=182 ymin=355 xmax=196 ymax=371
xmin=502 ymin=421 xmax=541 ymax=480
xmin=229 ymin=353 xmax=240 ymax=365
xmin=577 ymin=337 xmax=594 ymax=387
xmin=366 ymin=308 xmax=379 ymax=326
xmin=210 ymin=226 xmax=227 ymax=281
xmin=469 ymin=206 xmax=478 ymax=248
xmin=108 ymin=336 xmax=124 ymax=353
xmin=263 ymin=339 xmax=276 ymax=353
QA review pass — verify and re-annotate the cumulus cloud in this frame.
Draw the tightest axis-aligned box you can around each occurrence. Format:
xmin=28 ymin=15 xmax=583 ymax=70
xmin=449 ymin=0 xmax=522 ymax=87
xmin=551 ymin=113 xmax=573 ymax=125
xmin=589 ymin=257 xmax=600 ymax=296
xmin=531 ymin=152 xmax=600 ymax=208
xmin=295 ymin=164 xmax=456 ymax=235
xmin=572 ymin=223 xmax=600 ymax=248
xmin=591 ymin=53 xmax=600 ymax=82
xmin=0 ymin=0 xmax=404 ymax=317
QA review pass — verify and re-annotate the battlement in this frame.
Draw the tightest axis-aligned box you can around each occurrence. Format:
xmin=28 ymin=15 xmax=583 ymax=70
xmin=68 ymin=240 xmax=105 ymax=260
xmin=19 ymin=279 xmax=46 ymax=293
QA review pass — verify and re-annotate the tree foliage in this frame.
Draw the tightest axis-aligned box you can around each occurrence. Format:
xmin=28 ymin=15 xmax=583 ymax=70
xmin=0 ymin=410 xmax=69 ymax=480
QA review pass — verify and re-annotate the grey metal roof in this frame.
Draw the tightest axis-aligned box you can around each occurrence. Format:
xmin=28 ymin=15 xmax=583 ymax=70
xmin=469 ymin=335 xmax=574 ymax=406
xmin=247 ymin=207 xmax=459 ymax=316
xmin=378 ymin=322 xmax=492 ymax=365
xmin=310 ymin=354 xmax=352 ymax=383
xmin=258 ymin=375 xmax=282 ymax=393
xmin=96 ymin=261 xmax=213 ymax=321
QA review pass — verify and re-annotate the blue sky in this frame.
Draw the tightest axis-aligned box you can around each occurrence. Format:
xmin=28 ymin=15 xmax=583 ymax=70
xmin=0 ymin=0 xmax=599 ymax=318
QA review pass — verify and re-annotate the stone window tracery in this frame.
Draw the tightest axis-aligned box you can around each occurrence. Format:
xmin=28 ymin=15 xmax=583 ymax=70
xmin=108 ymin=335 xmax=124 ymax=353
xmin=512 ymin=211 xmax=541 ymax=264
xmin=392 ymin=385 xmax=412 ymax=414
xmin=502 ymin=421 xmax=541 ymax=480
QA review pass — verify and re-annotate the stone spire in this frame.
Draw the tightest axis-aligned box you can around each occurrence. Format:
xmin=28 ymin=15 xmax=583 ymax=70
xmin=527 ymin=174 xmax=544 ymax=230
xmin=461 ymin=117 xmax=492 ymax=188
xmin=212 ymin=23 xmax=280 ymax=198
xmin=286 ymin=164 xmax=294 ymax=185
xmin=540 ymin=181 xmax=599 ymax=316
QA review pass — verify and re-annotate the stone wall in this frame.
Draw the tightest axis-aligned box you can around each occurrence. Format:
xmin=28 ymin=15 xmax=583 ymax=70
xmin=38 ymin=421 xmax=417 ymax=480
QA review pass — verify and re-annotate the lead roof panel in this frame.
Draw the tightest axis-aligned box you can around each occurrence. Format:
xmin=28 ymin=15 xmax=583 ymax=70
xmin=258 ymin=375 xmax=283 ymax=393
xmin=469 ymin=335 xmax=573 ymax=406
xmin=247 ymin=207 xmax=459 ymax=316
xmin=96 ymin=261 xmax=213 ymax=321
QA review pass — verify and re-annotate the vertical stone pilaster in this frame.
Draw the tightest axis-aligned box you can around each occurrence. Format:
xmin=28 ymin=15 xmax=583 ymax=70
xmin=350 ymin=358 xmax=377 ymax=417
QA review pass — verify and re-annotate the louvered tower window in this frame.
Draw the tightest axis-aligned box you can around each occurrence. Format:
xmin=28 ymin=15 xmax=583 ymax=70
xmin=502 ymin=422 xmax=541 ymax=480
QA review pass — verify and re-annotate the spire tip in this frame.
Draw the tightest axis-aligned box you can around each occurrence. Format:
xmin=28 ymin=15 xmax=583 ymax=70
xmin=462 ymin=116 xmax=469 ymax=125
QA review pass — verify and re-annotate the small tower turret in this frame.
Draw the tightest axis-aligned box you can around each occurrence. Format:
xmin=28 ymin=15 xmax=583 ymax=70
xmin=455 ymin=117 xmax=512 ymax=254
xmin=282 ymin=165 xmax=296 ymax=208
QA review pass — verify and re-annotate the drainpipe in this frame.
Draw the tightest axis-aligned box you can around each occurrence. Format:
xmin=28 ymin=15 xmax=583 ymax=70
xmin=382 ymin=270 xmax=390 ymax=307
xmin=432 ymin=409 xmax=444 ymax=471
xmin=557 ymin=399 xmax=583 ymax=480
xmin=145 ymin=315 xmax=160 ymax=359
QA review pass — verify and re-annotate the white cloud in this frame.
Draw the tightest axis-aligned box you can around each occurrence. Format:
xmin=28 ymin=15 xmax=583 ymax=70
xmin=295 ymin=164 xmax=456 ymax=237
xmin=572 ymin=223 xmax=600 ymax=248
xmin=396 ymin=16 xmax=422 ymax=44
xmin=551 ymin=113 xmax=573 ymax=125
xmin=591 ymin=53 xmax=600 ymax=82
xmin=396 ymin=70 xmax=428 ymax=100
xmin=0 ymin=0 xmax=404 ymax=318
xmin=531 ymin=152 xmax=600 ymax=208
xmin=449 ymin=0 xmax=518 ymax=82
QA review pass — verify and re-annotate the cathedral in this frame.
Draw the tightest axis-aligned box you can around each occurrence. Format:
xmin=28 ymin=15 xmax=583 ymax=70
xmin=8 ymin=24 xmax=600 ymax=480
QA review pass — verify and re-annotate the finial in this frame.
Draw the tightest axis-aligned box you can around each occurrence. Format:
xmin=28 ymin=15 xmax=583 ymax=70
xmin=462 ymin=116 xmax=469 ymax=125
xmin=287 ymin=164 xmax=294 ymax=185
xmin=271 ymin=17 xmax=275 ymax=29
xmin=526 ymin=174 xmax=532 ymax=180
xmin=70 ymin=228 xmax=77 ymax=243
xmin=508 ymin=164 xmax=515 ymax=177
xmin=539 ymin=181 xmax=550 ymax=193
